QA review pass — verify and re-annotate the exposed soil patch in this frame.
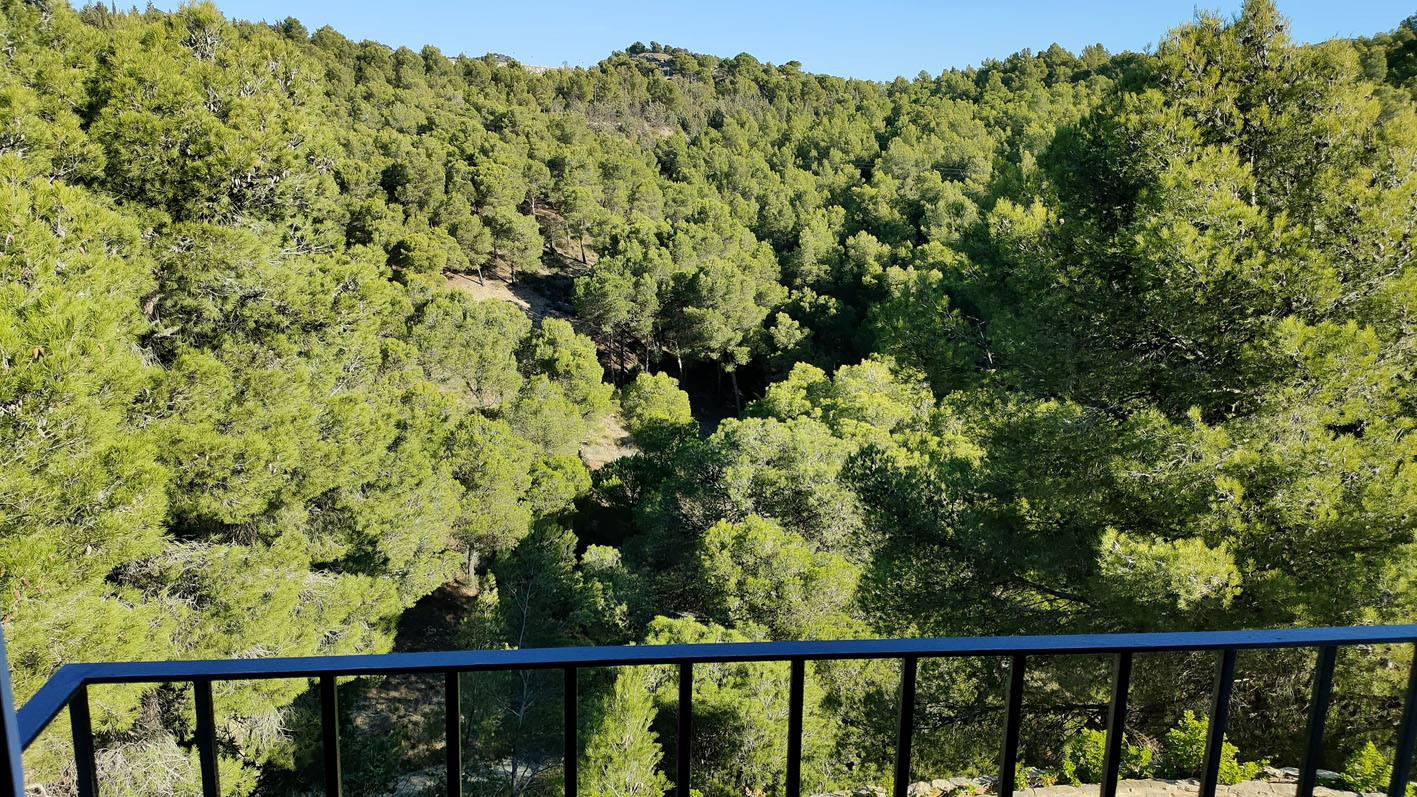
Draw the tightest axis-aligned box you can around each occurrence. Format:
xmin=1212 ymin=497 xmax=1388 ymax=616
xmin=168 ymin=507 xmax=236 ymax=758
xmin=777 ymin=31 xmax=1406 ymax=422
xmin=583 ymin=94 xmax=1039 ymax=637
xmin=445 ymin=262 xmax=569 ymax=326
xmin=580 ymin=412 xmax=635 ymax=470
xmin=442 ymin=207 xmax=589 ymax=329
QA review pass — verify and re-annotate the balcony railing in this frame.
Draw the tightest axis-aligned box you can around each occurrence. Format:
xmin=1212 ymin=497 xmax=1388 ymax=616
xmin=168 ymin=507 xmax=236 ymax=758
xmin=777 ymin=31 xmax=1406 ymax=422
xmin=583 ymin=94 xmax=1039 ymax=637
xmin=1 ymin=625 xmax=1415 ymax=797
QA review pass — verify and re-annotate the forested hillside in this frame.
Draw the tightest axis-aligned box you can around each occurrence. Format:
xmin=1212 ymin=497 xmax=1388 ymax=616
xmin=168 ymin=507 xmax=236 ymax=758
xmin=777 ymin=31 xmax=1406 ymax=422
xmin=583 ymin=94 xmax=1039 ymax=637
xmin=4 ymin=0 xmax=1417 ymax=794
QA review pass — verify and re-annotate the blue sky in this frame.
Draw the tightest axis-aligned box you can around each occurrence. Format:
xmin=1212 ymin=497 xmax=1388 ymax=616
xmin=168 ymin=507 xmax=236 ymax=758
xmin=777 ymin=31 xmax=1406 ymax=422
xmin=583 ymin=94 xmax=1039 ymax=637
xmin=157 ymin=1 xmax=1416 ymax=81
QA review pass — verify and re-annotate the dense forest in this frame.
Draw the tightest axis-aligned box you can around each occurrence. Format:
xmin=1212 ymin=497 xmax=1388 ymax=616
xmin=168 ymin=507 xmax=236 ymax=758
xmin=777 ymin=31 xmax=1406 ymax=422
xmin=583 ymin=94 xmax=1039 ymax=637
xmin=4 ymin=0 xmax=1417 ymax=794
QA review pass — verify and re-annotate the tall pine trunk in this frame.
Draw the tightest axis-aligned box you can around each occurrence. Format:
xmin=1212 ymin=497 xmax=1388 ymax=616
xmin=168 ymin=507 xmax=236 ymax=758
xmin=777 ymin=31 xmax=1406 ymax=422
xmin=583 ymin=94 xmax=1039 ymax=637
xmin=612 ymin=329 xmax=622 ymax=385
xmin=617 ymin=332 xmax=626 ymax=382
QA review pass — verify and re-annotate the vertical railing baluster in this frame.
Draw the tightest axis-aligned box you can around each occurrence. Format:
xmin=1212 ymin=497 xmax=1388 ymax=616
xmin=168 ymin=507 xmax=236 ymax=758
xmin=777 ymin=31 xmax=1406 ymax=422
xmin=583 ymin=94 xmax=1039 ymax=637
xmin=69 ymin=684 xmax=97 ymax=797
xmin=193 ymin=679 xmax=220 ymax=796
xmin=998 ymin=655 xmax=1026 ymax=797
xmin=1298 ymin=646 xmax=1338 ymax=797
xmin=446 ymin=672 xmax=462 ymax=797
xmin=0 ymin=627 xmax=24 ymax=797
xmin=894 ymin=656 xmax=918 ymax=797
xmin=1100 ymin=652 xmax=1133 ymax=797
xmin=1200 ymin=650 xmax=1237 ymax=797
xmin=564 ymin=667 xmax=577 ymax=797
xmin=678 ymin=663 xmax=692 ymax=797
xmin=320 ymin=675 xmax=342 ymax=797
xmin=1390 ymin=647 xmax=1417 ymax=797
xmin=786 ymin=659 xmax=805 ymax=797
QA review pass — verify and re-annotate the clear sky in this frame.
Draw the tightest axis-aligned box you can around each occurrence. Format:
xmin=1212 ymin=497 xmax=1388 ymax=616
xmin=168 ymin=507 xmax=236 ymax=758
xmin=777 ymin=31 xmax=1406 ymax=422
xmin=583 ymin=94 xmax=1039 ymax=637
xmin=153 ymin=0 xmax=1417 ymax=81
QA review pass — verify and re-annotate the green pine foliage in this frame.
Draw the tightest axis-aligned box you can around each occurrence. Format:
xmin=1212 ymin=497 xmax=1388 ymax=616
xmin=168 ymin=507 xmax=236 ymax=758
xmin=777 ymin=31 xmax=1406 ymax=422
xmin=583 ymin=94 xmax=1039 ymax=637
xmin=6 ymin=0 xmax=1417 ymax=792
xmin=1341 ymin=743 xmax=1391 ymax=794
xmin=1062 ymin=729 xmax=1151 ymax=785
xmin=582 ymin=667 xmax=671 ymax=797
xmin=1160 ymin=711 xmax=1265 ymax=785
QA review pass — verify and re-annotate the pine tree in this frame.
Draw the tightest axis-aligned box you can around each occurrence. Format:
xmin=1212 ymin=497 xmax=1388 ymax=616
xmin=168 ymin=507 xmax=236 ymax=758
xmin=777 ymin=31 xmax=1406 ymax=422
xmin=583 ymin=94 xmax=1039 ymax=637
xmin=581 ymin=667 xmax=671 ymax=797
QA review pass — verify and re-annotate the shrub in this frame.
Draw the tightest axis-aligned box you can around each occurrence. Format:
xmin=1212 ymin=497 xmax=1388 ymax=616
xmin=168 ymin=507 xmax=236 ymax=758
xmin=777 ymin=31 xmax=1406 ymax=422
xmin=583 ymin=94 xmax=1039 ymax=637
xmin=1160 ymin=710 xmax=1265 ymax=785
xmin=1062 ymin=728 xmax=1153 ymax=785
xmin=1340 ymin=741 xmax=1407 ymax=794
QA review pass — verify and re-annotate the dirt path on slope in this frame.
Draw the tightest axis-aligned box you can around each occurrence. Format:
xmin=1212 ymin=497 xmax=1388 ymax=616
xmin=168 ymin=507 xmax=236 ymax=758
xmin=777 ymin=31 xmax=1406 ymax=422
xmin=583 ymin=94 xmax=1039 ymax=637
xmin=444 ymin=265 xmax=568 ymax=325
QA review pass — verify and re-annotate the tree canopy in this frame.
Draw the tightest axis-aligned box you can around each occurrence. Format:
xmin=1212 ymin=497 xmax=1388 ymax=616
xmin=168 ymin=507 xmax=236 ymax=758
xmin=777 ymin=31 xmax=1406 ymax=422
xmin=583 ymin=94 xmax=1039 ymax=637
xmin=5 ymin=0 xmax=1417 ymax=794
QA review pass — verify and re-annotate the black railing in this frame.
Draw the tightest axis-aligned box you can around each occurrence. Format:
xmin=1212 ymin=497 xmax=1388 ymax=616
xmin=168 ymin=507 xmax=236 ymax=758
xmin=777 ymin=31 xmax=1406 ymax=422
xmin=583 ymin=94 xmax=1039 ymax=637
xmin=3 ymin=625 xmax=1417 ymax=797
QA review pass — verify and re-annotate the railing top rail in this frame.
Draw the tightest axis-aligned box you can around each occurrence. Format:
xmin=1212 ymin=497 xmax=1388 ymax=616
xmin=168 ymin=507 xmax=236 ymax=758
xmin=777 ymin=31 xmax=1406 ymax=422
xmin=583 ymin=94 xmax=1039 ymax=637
xmin=17 ymin=624 xmax=1417 ymax=748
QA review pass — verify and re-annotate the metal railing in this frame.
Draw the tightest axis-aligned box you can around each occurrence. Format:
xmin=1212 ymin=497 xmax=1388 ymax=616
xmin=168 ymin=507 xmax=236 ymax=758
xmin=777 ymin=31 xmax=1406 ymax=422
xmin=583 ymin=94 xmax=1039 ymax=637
xmin=3 ymin=625 xmax=1417 ymax=797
